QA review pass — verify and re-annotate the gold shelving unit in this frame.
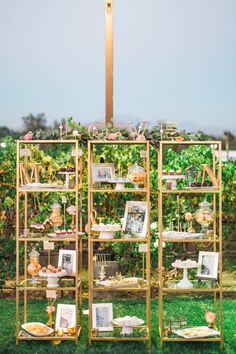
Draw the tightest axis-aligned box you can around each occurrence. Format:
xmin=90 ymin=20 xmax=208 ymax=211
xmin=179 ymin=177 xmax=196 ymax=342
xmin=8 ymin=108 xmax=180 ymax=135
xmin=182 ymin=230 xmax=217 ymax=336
xmin=88 ymin=140 xmax=151 ymax=349
xmin=157 ymin=141 xmax=223 ymax=349
xmin=16 ymin=140 xmax=83 ymax=344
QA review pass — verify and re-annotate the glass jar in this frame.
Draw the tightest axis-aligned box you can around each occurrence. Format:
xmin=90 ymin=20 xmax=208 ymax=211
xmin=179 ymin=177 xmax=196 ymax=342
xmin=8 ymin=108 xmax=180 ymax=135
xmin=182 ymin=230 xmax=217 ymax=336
xmin=185 ymin=165 xmax=201 ymax=187
xmin=50 ymin=200 xmax=62 ymax=230
xmin=27 ymin=247 xmax=41 ymax=285
xmin=127 ymin=163 xmax=145 ymax=189
xmin=195 ymin=199 xmax=214 ymax=235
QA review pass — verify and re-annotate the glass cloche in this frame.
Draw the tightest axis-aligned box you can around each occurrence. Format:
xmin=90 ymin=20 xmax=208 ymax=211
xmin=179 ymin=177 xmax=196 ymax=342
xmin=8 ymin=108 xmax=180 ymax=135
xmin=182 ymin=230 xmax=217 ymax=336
xmin=195 ymin=199 xmax=214 ymax=235
xmin=127 ymin=163 xmax=145 ymax=189
xmin=50 ymin=200 xmax=62 ymax=230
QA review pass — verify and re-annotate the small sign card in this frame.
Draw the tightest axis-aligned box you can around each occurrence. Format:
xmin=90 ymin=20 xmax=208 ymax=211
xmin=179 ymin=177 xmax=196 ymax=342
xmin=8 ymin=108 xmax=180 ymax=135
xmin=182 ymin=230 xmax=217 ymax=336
xmin=140 ymin=150 xmax=147 ymax=159
xmin=138 ymin=244 xmax=148 ymax=253
xmin=43 ymin=241 xmax=54 ymax=250
xmin=46 ymin=290 xmax=57 ymax=299
xmin=72 ymin=148 xmax=83 ymax=157
xmin=20 ymin=148 xmax=31 ymax=157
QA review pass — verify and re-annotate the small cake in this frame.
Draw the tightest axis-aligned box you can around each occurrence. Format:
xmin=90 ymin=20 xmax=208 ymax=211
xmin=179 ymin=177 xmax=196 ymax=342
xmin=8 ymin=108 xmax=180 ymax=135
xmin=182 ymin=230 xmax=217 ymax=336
xmin=162 ymin=170 xmax=167 ymax=175
xmin=61 ymin=229 xmax=66 ymax=236
xmin=42 ymin=266 xmax=47 ymax=272
xmin=169 ymin=170 xmax=175 ymax=176
xmin=67 ymin=229 xmax=73 ymax=235
xmin=55 ymin=230 xmax=61 ymax=236
xmin=177 ymin=169 xmax=182 ymax=175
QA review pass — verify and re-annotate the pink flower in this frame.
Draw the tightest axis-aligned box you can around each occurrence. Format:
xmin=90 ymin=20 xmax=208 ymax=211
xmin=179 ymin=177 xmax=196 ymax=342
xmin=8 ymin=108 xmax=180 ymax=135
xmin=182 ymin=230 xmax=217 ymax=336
xmin=24 ymin=132 xmax=33 ymax=140
xmin=205 ymin=311 xmax=216 ymax=324
xmin=115 ymin=132 xmax=122 ymax=137
xmin=46 ymin=305 xmax=55 ymax=313
xmin=136 ymin=134 xmax=146 ymax=141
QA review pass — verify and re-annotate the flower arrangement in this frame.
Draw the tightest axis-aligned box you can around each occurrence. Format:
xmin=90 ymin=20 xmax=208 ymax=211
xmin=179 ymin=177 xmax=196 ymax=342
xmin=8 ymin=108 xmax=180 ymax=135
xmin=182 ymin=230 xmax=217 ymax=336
xmin=46 ymin=298 xmax=56 ymax=327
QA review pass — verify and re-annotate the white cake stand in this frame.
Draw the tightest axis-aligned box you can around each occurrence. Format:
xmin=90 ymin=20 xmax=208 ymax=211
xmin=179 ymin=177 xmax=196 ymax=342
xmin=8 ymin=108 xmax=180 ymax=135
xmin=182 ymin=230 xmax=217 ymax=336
xmin=39 ymin=270 xmax=67 ymax=288
xmin=171 ymin=261 xmax=198 ymax=288
xmin=91 ymin=225 xmax=121 ymax=239
xmin=109 ymin=178 xmax=131 ymax=190
xmin=113 ymin=316 xmax=144 ymax=336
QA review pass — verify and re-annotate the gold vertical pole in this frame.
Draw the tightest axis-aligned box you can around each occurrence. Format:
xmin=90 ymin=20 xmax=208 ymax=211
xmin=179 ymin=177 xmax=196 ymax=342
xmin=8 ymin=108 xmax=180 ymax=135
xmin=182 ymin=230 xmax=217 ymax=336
xmin=16 ymin=141 xmax=20 ymax=345
xmin=79 ymin=151 xmax=83 ymax=326
xmin=88 ymin=142 xmax=92 ymax=345
xmin=212 ymin=145 xmax=217 ymax=313
xmin=75 ymin=141 xmax=79 ymax=344
xmin=105 ymin=0 xmax=113 ymax=126
xmin=158 ymin=142 xmax=163 ymax=348
xmin=218 ymin=142 xmax=223 ymax=350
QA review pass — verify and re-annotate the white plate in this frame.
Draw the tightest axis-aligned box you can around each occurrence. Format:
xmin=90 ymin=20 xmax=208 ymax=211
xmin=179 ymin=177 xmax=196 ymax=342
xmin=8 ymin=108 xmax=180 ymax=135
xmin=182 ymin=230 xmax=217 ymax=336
xmin=97 ymin=277 xmax=139 ymax=288
xmin=113 ymin=316 xmax=144 ymax=327
xmin=21 ymin=322 xmax=54 ymax=337
xmin=173 ymin=326 xmax=220 ymax=339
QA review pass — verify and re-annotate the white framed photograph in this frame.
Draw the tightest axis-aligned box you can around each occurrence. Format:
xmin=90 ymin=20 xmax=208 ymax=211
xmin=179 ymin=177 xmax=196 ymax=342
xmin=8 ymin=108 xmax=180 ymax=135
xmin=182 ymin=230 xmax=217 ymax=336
xmin=123 ymin=201 xmax=148 ymax=238
xmin=58 ymin=250 xmax=76 ymax=276
xmin=197 ymin=251 xmax=219 ymax=280
xmin=55 ymin=304 xmax=76 ymax=332
xmin=92 ymin=303 xmax=113 ymax=331
xmin=92 ymin=163 xmax=115 ymax=183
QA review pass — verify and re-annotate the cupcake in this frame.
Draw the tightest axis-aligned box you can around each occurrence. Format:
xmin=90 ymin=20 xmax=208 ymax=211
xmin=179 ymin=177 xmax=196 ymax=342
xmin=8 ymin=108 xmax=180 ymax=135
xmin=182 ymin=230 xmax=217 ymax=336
xmin=169 ymin=170 xmax=175 ymax=176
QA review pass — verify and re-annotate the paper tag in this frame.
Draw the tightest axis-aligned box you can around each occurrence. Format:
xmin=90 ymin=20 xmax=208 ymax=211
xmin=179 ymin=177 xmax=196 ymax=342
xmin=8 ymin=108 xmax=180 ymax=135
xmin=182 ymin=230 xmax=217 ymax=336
xmin=139 ymin=244 xmax=148 ymax=253
xmin=46 ymin=290 xmax=57 ymax=299
xmin=20 ymin=148 xmax=31 ymax=157
xmin=140 ymin=150 xmax=147 ymax=159
xmin=72 ymin=148 xmax=83 ymax=157
xmin=61 ymin=196 xmax=67 ymax=204
xmin=43 ymin=241 xmax=54 ymax=250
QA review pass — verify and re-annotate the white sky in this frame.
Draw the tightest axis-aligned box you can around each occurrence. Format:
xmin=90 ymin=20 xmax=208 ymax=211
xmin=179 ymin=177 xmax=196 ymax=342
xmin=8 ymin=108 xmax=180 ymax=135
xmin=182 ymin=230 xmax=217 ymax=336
xmin=0 ymin=0 xmax=235 ymax=134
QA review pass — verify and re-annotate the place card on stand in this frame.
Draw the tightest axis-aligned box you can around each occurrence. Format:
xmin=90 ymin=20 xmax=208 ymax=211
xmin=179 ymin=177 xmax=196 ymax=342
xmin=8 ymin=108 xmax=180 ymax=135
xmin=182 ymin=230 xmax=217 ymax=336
xmin=20 ymin=148 xmax=31 ymax=157
xmin=140 ymin=150 xmax=147 ymax=159
xmin=139 ymin=244 xmax=148 ymax=253
xmin=43 ymin=241 xmax=55 ymax=250
xmin=46 ymin=290 xmax=57 ymax=299
xmin=72 ymin=148 xmax=83 ymax=157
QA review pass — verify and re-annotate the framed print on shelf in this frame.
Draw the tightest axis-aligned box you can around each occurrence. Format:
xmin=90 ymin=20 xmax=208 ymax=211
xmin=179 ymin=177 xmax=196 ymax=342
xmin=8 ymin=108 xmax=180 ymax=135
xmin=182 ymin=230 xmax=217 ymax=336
xmin=91 ymin=163 xmax=115 ymax=183
xmin=55 ymin=304 xmax=76 ymax=332
xmin=123 ymin=201 xmax=148 ymax=238
xmin=92 ymin=303 xmax=113 ymax=331
xmin=197 ymin=251 xmax=219 ymax=280
xmin=58 ymin=250 xmax=76 ymax=276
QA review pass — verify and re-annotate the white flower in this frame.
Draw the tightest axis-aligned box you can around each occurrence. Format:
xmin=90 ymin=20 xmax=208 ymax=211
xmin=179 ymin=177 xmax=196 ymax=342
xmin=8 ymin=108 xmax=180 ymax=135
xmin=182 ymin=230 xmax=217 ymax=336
xmin=120 ymin=218 xmax=125 ymax=225
xmin=154 ymin=239 xmax=166 ymax=248
xmin=72 ymin=130 xmax=79 ymax=136
xmin=154 ymin=240 xmax=158 ymax=248
xmin=0 ymin=142 xmax=6 ymax=148
xmin=150 ymin=222 xmax=157 ymax=230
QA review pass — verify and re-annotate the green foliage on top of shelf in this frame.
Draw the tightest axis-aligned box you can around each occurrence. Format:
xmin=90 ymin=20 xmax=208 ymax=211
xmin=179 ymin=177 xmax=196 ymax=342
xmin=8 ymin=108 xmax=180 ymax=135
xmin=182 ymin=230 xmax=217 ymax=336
xmin=0 ymin=134 xmax=235 ymax=287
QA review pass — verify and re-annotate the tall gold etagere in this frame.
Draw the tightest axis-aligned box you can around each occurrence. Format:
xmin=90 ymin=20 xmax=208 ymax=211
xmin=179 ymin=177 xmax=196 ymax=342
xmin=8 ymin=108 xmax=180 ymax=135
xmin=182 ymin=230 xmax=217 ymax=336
xmin=88 ymin=140 xmax=151 ymax=349
xmin=157 ymin=140 xmax=223 ymax=349
xmin=16 ymin=140 xmax=83 ymax=344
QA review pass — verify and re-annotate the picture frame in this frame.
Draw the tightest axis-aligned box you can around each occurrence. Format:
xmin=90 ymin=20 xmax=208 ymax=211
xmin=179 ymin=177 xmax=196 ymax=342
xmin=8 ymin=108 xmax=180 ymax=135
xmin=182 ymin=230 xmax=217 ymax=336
xmin=197 ymin=251 xmax=219 ymax=280
xmin=55 ymin=304 xmax=76 ymax=332
xmin=91 ymin=163 xmax=115 ymax=183
xmin=92 ymin=303 xmax=113 ymax=331
xmin=58 ymin=249 xmax=76 ymax=276
xmin=123 ymin=201 xmax=149 ymax=238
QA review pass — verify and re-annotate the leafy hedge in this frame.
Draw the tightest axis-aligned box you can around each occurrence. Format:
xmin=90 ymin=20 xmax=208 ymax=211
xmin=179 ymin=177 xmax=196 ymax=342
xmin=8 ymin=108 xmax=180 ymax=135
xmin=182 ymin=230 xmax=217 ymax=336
xmin=0 ymin=136 xmax=235 ymax=286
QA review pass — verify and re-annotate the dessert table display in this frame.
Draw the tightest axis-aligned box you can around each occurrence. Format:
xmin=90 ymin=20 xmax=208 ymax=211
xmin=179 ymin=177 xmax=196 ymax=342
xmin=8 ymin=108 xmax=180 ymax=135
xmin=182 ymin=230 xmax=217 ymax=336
xmin=15 ymin=140 xmax=84 ymax=345
xmin=88 ymin=140 xmax=151 ymax=349
xmin=157 ymin=140 xmax=223 ymax=350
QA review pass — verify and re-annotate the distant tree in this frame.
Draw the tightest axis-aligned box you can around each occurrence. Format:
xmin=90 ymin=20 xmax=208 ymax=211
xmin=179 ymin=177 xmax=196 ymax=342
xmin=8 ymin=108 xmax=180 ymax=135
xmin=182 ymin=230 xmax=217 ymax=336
xmin=22 ymin=113 xmax=47 ymax=133
xmin=0 ymin=126 xmax=11 ymax=138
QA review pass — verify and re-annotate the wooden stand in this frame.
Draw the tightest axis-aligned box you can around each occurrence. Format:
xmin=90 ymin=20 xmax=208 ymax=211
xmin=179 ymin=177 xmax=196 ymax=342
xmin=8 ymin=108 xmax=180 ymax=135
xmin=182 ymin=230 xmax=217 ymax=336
xmin=16 ymin=140 xmax=83 ymax=345
xmin=157 ymin=141 xmax=223 ymax=349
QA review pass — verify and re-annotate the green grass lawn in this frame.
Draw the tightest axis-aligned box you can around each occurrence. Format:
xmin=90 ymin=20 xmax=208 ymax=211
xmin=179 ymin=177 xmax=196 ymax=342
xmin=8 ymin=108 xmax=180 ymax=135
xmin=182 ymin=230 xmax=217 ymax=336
xmin=0 ymin=298 xmax=235 ymax=354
